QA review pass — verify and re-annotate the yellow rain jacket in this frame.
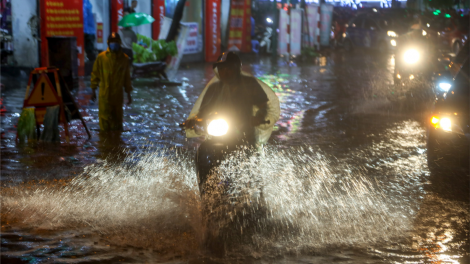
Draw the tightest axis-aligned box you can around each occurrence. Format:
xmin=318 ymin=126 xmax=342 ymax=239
xmin=91 ymin=49 xmax=132 ymax=131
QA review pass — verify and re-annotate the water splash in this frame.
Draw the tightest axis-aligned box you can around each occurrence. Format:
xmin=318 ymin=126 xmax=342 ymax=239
xmin=2 ymin=145 xmax=415 ymax=257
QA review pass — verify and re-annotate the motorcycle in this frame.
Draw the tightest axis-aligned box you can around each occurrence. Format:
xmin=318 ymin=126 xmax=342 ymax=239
xmin=181 ymin=113 xmax=270 ymax=196
xmin=394 ymin=30 xmax=447 ymax=85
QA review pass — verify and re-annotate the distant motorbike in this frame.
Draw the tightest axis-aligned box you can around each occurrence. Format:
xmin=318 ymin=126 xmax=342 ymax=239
xmin=394 ymin=30 xmax=446 ymax=85
xmin=253 ymin=16 xmax=274 ymax=54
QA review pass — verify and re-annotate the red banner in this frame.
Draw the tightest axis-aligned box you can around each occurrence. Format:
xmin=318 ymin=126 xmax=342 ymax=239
xmin=111 ymin=0 xmax=124 ymax=33
xmin=40 ymin=0 xmax=84 ymax=76
xmin=205 ymin=0 xmax=221 ymax=62
xmin=227 ymin=0 xmax=251 ymax=53
xmin=152 ymin=0 xmax=165 ymax=39
xmin=96 ymin=22 xmax=103 ymax=43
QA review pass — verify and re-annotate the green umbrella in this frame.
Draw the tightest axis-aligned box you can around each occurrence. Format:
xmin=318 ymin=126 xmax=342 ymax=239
xmin=118 ymin=13 xmax=155 ymax=27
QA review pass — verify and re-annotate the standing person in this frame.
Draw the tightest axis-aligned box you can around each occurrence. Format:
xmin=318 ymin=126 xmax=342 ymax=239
xmin=91 ymin=33 xmax=133 ymax=131
xmin=124 ymin=0 xmax=138 ymax=15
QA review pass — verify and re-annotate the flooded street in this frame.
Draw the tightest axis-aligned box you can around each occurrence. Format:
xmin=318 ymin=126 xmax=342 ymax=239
xmin=1 ymin=52 xmax=469 ymax=263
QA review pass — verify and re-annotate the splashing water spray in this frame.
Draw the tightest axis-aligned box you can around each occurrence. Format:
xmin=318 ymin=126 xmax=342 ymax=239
xmin=2 ymin=144 xmax=413 ymax=257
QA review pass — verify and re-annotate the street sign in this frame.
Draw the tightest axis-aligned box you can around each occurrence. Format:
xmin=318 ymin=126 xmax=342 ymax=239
xmin=25 ymin=74 xmax=60 ymax=106
xmin=18 ymin=67 xmax=91 ymax=143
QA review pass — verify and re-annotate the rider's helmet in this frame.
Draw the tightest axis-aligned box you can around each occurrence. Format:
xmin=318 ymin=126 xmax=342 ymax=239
xmin=213 ymin=51 xmax=241 ymax=70
xmin=107 ymin=32 xmax=122 ymax=44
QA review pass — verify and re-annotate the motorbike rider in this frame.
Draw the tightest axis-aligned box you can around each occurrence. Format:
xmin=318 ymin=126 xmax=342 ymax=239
xmin=185 ymin=52 xmax=269 ymax=146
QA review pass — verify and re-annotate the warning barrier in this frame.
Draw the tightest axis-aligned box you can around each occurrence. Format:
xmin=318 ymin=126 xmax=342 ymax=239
xmin=17 ymin=67 xmax=91 ymax=143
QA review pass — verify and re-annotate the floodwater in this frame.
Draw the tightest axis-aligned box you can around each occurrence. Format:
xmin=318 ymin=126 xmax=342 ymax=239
xmin=1 ymin=52 xmax=468 ymax=263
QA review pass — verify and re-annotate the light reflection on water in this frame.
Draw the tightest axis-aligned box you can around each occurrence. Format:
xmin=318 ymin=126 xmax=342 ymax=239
xmin=1 ymin=53 xmax=468 ymax=263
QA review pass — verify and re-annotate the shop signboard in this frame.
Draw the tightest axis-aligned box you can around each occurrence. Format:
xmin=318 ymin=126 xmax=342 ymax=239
xmin=278 ymin=9 xmax=288 ymax=55
xmin=205 ymin=0 xmax=221 ymax=61
xmin=96 ymin=22 xmax=103 ymax=43
xmin=111 ymin=0 xmax=124 ymax=33
xmin=227 ymin=0 xmax=251 ymax=53
xmin=290 ymin=9 xmax=302 ymax=56
xmin=40 ymin=0 xmax=85 ymax=76
xmin=182 ymin=22 xmax=199 ymax=54
xmin=320 ymin=4 xmax=333 ymax=46
xmin=152 ymin=0 xmax=165 ymax=40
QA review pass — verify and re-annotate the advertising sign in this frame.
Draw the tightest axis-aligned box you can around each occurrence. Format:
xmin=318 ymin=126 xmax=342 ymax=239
xmin=96 ymin=22 xmax=103 ymax=43
xmin=290 ymin=9 xmax=302 ymax=56
xmin=40 ymin=0 xmax=85 ymax=76
xmin=111 ymin=0 xmax=124 ymax=33
xmin=182 ymin=22 xmax=199 ymax=54
xmin=227 ymin=0 xmax=251 ymax=53
xmin=152 ymin=0 xmax=165 ymax=40
xmin=205 ymin=0 xmax=221 ymax=62
xmin=278 ymin=9 xmax=288 ymax=55
xmin=320 ymin=4 xmax=333 ymax=46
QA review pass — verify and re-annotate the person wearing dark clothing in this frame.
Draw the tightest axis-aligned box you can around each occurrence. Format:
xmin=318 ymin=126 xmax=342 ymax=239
xmin=124 ymin=0 xmax=138 ymax=15
xmin=192 ymin=52 xmax=269 ymax=143
xmin=198 ymin=75 xmax=268 ymax=142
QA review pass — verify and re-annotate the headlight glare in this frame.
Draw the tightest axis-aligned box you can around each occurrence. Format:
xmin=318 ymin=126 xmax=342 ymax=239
xmin=438 ymin=82 xmax=451 ymax=92
xmin=440 ymin=117 xmax=452 ymax=131
xmin=390 ymin=39 xmax=397 ymax=46
xmin=404 ymin=49 xmax=419 ymax=64
xmin=207 ymin=119 xmax=229 ymax=136
xmin=387 ymin=31 xmax=398 ymax=37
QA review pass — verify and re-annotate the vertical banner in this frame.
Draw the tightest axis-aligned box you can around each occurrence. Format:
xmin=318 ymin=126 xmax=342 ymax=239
xmin=205 ymin=0 xmax=221 ymax=62
xmin=40 ymin=0 xmax=85 ymax=76
xmin=152 ymin=0 xmax=165 ymax=40
xmin=278 ymin=9 xmax=288 ymax=55
xmin=227 ymin=0 xmax=250 ymax=53
xmin=320 ymin=4 xmax=333 ymax=46
xmin=96 ymin=22 xmax=103 ymax=43
xmin=182 ymin=22 xmax=199 ymax=54
xmin=306 ymin=4 xmax=319 ymax=48
xmin=111 ymin=0 xmax=124 ymax=33
xmin=290 ymin=9 xmax=302 ymax=56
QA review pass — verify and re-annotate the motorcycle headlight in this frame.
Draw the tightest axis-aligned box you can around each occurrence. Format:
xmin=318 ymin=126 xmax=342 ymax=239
xmin=440 ymin=117 xmax=452 ymax=132
xmin=266 ymin=17 xmax=273 ymax=24
xmin=422 ymin=30 xmax=427 ymax=36
xmin=438 ymin=82 xmax=452 ymax=92
xmin=431 ymin=116 xmax=452 ymax=132
xmin=387 ymin=31 xmax=398 ymax=37
xmin=390 ymin=39 xmax=397 ymax=46
xmin=404 ymin=49 xmax=420 ymax=64
xmin=207 ymin=119 xmax=229 ymax=136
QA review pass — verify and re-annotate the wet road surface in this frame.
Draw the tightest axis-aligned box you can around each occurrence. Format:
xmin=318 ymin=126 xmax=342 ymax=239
xmin=1 ymin=51 xmax=469 ymax=263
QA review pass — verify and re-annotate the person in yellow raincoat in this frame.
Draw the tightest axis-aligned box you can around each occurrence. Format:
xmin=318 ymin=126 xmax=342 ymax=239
xmin=91 ymin=32 xmax=133 ymax=131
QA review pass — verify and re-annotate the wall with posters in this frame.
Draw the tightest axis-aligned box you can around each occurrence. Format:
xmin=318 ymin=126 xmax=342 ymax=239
xmin=11 ymin=0 xmax=39 ymax=67
xmin=40 ymin=0 xmax=85 ymax=76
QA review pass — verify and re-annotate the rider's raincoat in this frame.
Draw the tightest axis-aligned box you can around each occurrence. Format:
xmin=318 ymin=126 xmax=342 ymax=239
xmin=186 ymin=69 xmax=280 ymax=144
xmin=91 ymin=49 xmax=132 ymax=131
